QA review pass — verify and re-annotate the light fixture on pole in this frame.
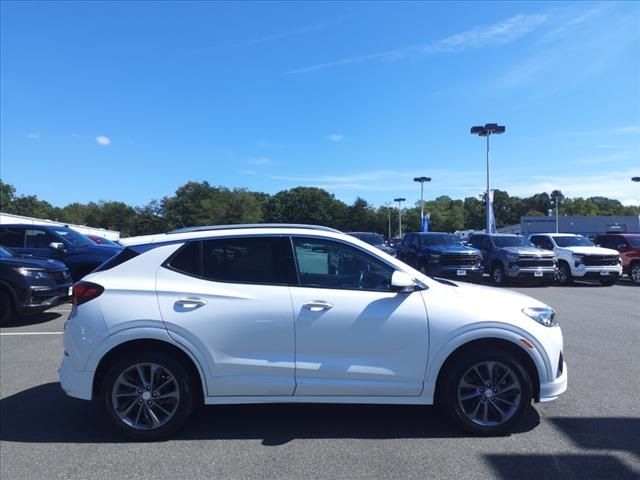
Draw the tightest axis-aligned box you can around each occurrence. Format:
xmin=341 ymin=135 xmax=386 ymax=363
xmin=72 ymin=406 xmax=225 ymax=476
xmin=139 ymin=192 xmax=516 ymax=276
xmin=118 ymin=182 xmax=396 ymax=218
xmin=632 ymin=177 xmax=640 ymax=182
xmin=470 ymin=123 xmax=506 ymax=233
xmin=414 ymin=176 xmax=432 ymax=230
xmin=394 ymin=197 xmax=406 ymax=237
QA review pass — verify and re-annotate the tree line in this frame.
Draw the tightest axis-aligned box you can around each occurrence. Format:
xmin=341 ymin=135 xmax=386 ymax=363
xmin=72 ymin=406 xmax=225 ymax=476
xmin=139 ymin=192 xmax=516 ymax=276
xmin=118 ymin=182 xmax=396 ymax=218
xmin=1 ymin=180 xmax=638 ymax=238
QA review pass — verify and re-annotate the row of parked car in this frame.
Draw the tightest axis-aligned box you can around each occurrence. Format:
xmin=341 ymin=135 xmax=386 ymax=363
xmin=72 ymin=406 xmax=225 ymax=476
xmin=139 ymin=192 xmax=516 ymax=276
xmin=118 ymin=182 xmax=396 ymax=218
xmin=350 ymin=231 xmax=639 ymax=287
xmin=0 ymin=224 xmax=122 ymax=325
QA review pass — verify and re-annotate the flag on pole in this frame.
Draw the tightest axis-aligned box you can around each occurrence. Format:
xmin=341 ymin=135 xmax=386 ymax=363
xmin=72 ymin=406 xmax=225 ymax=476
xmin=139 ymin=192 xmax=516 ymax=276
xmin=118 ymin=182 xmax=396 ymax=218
xmin=422 ymin=213 xmax=430 ymax=232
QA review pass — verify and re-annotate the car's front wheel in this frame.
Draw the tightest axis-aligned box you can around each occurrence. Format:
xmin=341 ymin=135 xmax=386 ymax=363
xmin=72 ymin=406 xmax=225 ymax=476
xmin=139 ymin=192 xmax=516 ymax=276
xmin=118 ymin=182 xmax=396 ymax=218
xmin=491 ymin=264 xmax=507 ymax=286
xmin=556 ymin=262 xmax=573 ymax=286
xmin=630 ymin=262 xmax=640 ymax=285
xmin=102 ymin=351 xmax=196 ymax=441
xmin=0 ymin=290 xmax=14 ymax=327
xmin=440 ymin=349 xmax=533 ymax=436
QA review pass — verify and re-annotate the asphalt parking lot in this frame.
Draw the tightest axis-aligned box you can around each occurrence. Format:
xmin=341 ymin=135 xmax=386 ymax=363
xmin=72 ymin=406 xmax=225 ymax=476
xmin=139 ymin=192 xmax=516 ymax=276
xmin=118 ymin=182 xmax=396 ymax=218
xmin=1 ymin=280 xmax=639 ymax=480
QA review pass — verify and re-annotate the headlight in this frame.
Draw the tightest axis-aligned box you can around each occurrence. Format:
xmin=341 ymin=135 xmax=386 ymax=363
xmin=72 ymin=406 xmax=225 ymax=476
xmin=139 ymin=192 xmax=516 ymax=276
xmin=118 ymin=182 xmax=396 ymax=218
xmin=505 ymin=253 xmax=519 ymax=261
xmin=12 ymin=267 xmax=51 ymax=280
xmin=522 ymin=307 xmax=557 ymax=327
xmin=429 ymin=254 xmax=441 ymax=263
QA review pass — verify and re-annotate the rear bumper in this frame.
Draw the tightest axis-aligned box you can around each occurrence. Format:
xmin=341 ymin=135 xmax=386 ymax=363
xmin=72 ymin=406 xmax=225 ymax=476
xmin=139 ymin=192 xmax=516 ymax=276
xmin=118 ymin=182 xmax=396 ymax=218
xmin=539 ymin=362 xmax=568 ymax=402
xmin=58 ymin=355 xmax=93 ymax=400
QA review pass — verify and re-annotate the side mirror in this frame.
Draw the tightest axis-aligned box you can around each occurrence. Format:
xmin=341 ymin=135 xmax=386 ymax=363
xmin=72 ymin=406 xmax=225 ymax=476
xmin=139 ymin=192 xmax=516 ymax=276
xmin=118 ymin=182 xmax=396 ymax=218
xmin=390 ymin=271 xmax=416 ymax=292
xmin=49 ymin=242 xmax=66 ymax=252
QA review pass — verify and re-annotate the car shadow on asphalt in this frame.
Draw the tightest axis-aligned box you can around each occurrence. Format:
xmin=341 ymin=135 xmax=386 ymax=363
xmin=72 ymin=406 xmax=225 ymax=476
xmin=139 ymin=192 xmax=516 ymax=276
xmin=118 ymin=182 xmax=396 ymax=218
xmin=486 ymin=417 xmax=640 ymax=479
xmin=2 ymin=311 xmax=61 ymax=328
xmin=0 ymin=382 xmax=540 ymax=445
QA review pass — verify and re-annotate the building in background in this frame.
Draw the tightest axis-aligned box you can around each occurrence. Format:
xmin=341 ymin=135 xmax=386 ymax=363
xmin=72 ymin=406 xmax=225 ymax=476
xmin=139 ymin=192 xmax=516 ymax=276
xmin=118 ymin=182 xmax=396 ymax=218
xmin=521 ymin=216 xmax=640 ymax=238
xmin=0 ymin=212 xmax=120 ymax=240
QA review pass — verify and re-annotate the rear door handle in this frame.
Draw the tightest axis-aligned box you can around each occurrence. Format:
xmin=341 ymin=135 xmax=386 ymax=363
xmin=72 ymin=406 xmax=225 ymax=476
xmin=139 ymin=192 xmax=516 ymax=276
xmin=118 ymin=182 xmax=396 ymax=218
xmin=303 ymin=301 xmax=334 ymax=312
xmin=175 ymin=297 xmax=207 ymax=308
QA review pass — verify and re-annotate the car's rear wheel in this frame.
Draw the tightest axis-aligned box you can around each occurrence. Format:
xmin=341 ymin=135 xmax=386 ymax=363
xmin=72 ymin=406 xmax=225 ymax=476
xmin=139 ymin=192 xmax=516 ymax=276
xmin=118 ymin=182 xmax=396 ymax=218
xmin=556 ymin=262 xmax=573 ymax=285
xmin=0 ymin=290 xmax=15 ymax=327
xmin=102 ymin=351 xmax=196 ymax=441
xmin=441 ymin=350 xmax=532 ymax=436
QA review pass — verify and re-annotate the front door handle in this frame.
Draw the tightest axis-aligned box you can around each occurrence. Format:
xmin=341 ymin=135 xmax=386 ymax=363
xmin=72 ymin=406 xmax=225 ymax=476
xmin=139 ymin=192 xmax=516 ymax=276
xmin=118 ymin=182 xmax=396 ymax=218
xmin=175 ymin=297 xmax=207 ymax=308
xmin=303 ymin=301 xmax=334 ymax=312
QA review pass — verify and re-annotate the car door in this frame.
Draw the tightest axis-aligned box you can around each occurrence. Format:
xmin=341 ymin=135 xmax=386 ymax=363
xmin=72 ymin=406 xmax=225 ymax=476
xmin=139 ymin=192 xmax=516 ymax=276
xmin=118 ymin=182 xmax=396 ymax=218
xmin=156 ymin=236 xmax=297 ymax=397
xmin=289 ymin=236 xmax=429 ymax=397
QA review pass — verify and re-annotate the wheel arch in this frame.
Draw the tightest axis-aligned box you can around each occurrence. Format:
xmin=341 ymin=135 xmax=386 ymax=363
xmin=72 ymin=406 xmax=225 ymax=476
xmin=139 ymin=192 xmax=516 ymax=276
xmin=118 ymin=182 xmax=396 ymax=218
xmin=432 ymin=337 xmax=541 ymax=403
xmin=0 ymin=279 xmax=17 ymax=304
xmin=92 ymin=338 xmax=206 ymax=401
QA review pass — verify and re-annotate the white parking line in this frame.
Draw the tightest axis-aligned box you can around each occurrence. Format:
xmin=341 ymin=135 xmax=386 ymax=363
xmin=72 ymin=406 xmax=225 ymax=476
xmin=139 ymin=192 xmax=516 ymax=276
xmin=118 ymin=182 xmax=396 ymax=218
xmin=0 ymin=331 xmax=63 ymax=336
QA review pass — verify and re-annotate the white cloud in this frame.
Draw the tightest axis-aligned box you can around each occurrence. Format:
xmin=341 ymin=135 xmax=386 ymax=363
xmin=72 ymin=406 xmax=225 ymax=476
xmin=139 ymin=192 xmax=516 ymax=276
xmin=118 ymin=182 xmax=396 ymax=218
xmin=327 ymin=133 xmax=344 ymax=142
xmin=612 ymin=126 xmax=640 ymax=135
xmin=287 ymin=14 xmax=547 ymax=74
xmin=248 ymin=157 xmax=271 ymax=165
xmin=26 ymin=132 xmax=40 ymax=140
xmin=96 ymin=135 xmax=111 ymax=146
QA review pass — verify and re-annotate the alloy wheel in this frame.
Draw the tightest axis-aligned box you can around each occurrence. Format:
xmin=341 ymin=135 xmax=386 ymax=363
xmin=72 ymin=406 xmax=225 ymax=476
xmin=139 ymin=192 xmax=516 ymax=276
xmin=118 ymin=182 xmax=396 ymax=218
xmin=111 ymin=362 xmax=181 ymax=430
xmin=631 ymin=264 xmax=640 ymax=285
xmin=457 ymin=361 xmax=522 ymax=427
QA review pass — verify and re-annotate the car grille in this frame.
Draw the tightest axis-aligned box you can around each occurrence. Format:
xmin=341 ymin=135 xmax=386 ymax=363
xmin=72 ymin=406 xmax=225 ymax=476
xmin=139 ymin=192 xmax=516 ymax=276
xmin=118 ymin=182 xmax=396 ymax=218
xmin=50 ymin=270 xmax=72 ymax=283
xmin=582 ymin=255 xmax=619 ymax=266
xmin=516 ymin=256 xmax=555 ymax=268
xmin=440 ymin=254 xmax=479 ymax=266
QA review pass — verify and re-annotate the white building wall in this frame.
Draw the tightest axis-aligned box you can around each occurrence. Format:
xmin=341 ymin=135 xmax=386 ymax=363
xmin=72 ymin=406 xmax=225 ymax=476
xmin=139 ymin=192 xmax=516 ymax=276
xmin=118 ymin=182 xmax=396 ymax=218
xmin=0 ymin=212 xmax=120 ymax=240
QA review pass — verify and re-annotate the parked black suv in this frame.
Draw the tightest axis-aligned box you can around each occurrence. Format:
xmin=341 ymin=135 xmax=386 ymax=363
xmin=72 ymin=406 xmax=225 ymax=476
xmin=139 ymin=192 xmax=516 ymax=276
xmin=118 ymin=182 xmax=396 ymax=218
xmin=0 ymin=245 xmax=73 ymax=326
xmin=347 ymin=232 xmax=397 ymax=256
xmin=397 ymin=232 xmax=483 ymax=281
xmin=0 ymin=224 xmax=121 ymax=281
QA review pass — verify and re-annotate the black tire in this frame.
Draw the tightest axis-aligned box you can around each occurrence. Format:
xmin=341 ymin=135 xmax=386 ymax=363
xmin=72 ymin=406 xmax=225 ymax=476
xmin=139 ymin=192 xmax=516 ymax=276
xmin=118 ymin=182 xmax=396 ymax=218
xmin=556 ymin=262 xmax=573 ymax=286
xmin=629 ymin=262 xmax=640 ymax=285
xmin=491 ymin=264 xmax=507 ymax=286
xmin=102 ymin=351 xmax=197 ymax=441
xmin=439 ymin=349 xmax=533 ymax=436
xmin=0 ymin=290 xmax=15 ymax=327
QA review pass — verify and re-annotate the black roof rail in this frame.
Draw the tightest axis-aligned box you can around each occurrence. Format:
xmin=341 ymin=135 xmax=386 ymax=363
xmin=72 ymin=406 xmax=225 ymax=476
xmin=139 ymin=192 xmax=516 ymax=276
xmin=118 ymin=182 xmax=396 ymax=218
xmin=166 ymin=224 xmax=343 ymax=235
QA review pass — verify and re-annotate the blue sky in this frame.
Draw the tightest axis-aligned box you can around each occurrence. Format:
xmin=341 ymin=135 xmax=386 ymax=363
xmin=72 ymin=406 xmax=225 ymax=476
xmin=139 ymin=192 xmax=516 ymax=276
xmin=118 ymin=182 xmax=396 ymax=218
xmin=1 ymin=1 xmax=639 ymax=208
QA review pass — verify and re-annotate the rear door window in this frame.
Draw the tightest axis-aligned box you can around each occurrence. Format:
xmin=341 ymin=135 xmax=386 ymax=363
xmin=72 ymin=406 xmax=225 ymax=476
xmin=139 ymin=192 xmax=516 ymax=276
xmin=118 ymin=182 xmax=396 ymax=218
xmin=0 ymin=227 xmax=25 ymax=248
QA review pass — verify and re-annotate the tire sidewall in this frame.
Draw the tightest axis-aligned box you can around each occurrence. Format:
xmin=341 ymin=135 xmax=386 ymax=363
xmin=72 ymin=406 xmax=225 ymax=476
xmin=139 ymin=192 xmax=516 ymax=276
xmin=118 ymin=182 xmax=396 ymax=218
xmin=557 ymin=262 xmax=572 ymax=285
xmin=440 ymin=350 xmax=533 ymax=436
xmin=102 ymin=351 xmax=196 ymax=441
xmin=0 ymin=290 xmax=14 ymax=327
xmin=492 ymin=264 xmax=505 ymax=286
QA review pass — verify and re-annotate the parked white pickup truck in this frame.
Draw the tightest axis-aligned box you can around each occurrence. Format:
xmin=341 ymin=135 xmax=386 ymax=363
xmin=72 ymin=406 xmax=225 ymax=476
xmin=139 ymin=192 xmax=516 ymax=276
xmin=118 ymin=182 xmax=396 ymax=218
xmin=529 ymin=233 xmax=622 ymax=286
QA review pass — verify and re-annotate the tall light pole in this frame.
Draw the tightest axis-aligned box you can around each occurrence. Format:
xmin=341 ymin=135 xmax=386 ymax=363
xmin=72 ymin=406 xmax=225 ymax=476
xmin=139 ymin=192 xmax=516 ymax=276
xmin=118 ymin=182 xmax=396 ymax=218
xmin=414 ymin=176 xmax=432 ymax=230
xmin=471 ymin=123 xmax=506 ymax=233
xmin=632 ymin=177 xmax=640 ymax=183
xmin=394 ymin=197 xmax=406 ymax=237
xmin=384 ymin=202 xmax=392 ymax=240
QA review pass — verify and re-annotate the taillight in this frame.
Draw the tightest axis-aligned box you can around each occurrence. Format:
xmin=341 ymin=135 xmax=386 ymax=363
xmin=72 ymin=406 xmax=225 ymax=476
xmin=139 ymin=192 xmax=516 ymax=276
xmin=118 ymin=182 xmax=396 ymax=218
xmin=72 ymin=281 xmax=104 ymax=306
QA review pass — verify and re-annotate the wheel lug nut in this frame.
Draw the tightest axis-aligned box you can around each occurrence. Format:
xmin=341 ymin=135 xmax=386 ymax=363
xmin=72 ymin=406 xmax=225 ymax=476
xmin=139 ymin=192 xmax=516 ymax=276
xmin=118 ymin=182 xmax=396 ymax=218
xmin=138 ymin=390 xmax=142 ymax=394
xmin=147 ymin=400 xmax=152 ymax=405
xmin=152 ymin=393 xmax=157 ymax=397
xmin=146 ymin=386 xmax=151 ymax=391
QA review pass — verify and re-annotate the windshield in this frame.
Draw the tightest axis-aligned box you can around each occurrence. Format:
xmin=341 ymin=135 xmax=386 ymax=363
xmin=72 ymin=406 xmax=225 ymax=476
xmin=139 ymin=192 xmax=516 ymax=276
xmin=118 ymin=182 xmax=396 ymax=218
xmin=351 ymin=233 xmax=385 ymax=246
xmin=492 ymin=236 xmax=534 ymax=248
xmin=420 ymin=234 xmax=462 ymax=246
xmin=553 ymin=236 xmax=594 ymax=247
xmin=0 ymin=245 xmax=14 ymax=258
xmin=53 ymin=228 xmax=94 ymax=247
xmin=626 ymin=236 xmax=640 ymax=248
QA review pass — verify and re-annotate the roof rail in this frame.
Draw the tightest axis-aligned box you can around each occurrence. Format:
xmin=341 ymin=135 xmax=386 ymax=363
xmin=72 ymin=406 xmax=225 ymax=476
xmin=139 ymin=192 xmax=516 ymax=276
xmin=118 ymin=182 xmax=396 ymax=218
xmin=166 ymin=223 xmax=343 ymax=235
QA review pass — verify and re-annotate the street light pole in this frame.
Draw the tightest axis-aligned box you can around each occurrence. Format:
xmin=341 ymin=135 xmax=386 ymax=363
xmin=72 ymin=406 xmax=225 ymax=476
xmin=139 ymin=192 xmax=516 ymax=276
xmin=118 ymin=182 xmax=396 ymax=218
xmin=555 ymin=196 xmax=559 ymax=233
xmin=471 ymin=123 xmax=506 ymax=233
xmin=394 ymin=197 xmax=406 ymax=237
xmin=413 ymin=176 xmax=432 ymax=230
xmin=385 ymin=203 xmax=392 ymax=240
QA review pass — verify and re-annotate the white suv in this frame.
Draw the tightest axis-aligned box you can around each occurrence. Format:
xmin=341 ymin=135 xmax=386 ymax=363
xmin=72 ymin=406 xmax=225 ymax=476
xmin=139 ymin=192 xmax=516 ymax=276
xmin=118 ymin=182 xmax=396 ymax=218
xmin=529 ymin=233 xmax=622 ymax=286
xmin=59 ymin=224 xmax=567 ymax=440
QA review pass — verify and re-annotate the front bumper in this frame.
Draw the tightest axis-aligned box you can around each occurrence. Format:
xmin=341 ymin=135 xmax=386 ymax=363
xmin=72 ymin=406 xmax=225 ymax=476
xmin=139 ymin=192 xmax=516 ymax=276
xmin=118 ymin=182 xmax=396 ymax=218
xmin=572 ymin=265 xmax=622 ymax=279
xmin=16 ymin=284 xmax=72 ymax=313
xmin=58 ymin=355 xmax=93 ymax=400
xmin=539 ymin=361 xmax=568 ymax=402
xmin=505 ymin=266 xmax=557 ymax=280
xmin=427 ymin=265 xmax=484 ymax=280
